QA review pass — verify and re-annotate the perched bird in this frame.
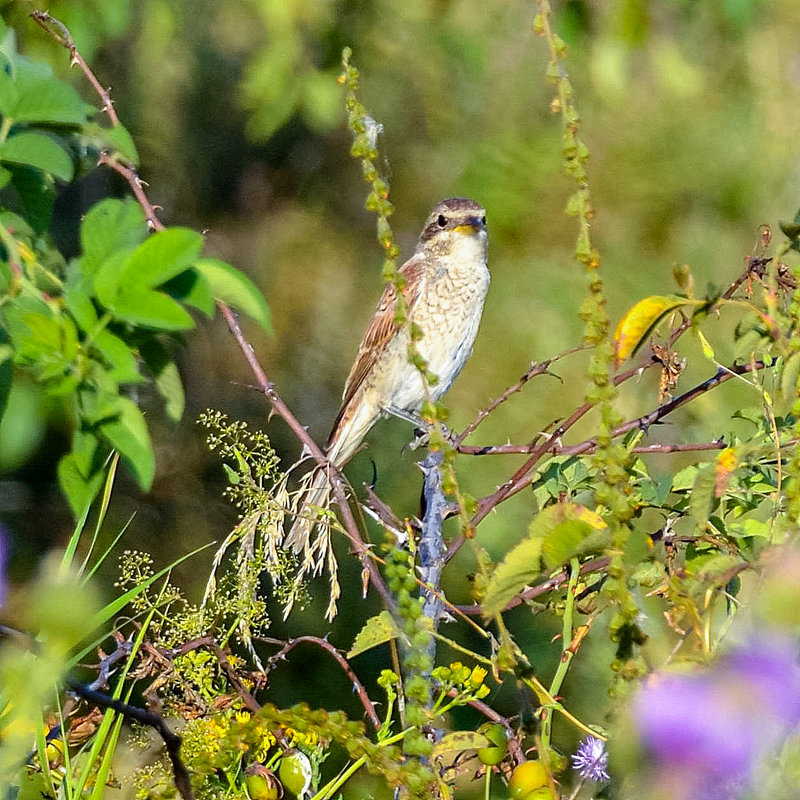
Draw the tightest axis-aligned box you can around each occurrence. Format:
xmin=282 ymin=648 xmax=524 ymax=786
xmin=286 ymin=197 xmax=489 ymax=553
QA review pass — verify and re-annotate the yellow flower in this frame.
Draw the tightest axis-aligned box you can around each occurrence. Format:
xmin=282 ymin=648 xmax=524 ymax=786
xmin=469 ymin=665 xmax=488 ymax=688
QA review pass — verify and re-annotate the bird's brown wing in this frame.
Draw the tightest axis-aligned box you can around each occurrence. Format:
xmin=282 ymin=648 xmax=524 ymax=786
xmin=327 ymin=255 xmax=426 ymax=445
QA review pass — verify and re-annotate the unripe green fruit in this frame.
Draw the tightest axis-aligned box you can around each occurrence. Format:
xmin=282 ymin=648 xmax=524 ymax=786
xmin=477 ymin=722 xmax=508 ymax=766
xmin=244 ymin=764 xmax=279 ymax=800
xmin=279 ymin=749 xmax=312 ymax=798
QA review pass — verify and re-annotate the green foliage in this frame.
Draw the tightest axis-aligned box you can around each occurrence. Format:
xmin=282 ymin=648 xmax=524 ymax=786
xmin=5 ymin=6 xmax=800 ymax=800
xmin=0 ymin=15 xmax=271 ymax=517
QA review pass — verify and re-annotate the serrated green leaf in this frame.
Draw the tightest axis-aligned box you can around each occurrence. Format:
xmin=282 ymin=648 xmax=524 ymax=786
xmin=481 ymin=536 xmax=543 ymax=618
xmin=98 ymin=396 xmax=155 ymax=490
xmin=12 ymin=67 xmax=87 ymax=126
xmin=0 ymin=131 xmax=73 ymax=181
xmin=347 ymin=610 xmax=401 ymax=658
xmin=80 ymin=198 xmax=147 ymax=277
xmin=195 ymin=257 xmax=272 ymax=334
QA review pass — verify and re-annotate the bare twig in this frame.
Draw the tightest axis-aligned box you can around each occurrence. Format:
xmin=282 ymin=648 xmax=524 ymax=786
xmin=35 ymin=9 xmax=393 ymax=614
xmin=454 ymin=556 xmax=611 ymax=617
xmin=66 ymin=679 xmax=195 ymax=800
xmin=456 ymin=346 xmax=587 ymax=445
xmin=469 ymin=360 xmax=763 ymax=527
xmin=31 ymin=12 xmax=121 ymax=125
xmin=257 ymin=635 xmax=382 ymax=731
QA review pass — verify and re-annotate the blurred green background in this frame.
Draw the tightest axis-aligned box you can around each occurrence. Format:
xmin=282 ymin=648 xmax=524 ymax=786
xmin=1 ymin=0 xmax=799 ymax=784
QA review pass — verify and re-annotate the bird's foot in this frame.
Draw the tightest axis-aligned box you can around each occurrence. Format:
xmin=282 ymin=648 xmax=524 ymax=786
xmin=383 ymin=405 xmax=457 ymax=451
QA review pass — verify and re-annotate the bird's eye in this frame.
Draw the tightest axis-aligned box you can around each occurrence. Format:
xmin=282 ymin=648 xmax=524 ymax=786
xmin=436 ymin=214 xmax=447 ymax=228
xmin=481 ymin=216 xmax=487 ymax=226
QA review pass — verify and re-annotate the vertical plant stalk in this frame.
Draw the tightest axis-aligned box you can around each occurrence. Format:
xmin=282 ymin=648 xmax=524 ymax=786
xmin=534 ymin=1 xmax=638 ymax=653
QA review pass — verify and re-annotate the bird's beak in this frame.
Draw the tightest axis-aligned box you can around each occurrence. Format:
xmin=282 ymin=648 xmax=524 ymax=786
xmin=453 ymin=216 xmax=485 ymax=235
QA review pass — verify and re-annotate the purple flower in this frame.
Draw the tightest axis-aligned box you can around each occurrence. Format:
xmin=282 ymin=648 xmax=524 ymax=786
xmin=633 ymin=637 xmax=800 ymax=798
xmin=572 ymin=736 xmax=609 ymax=783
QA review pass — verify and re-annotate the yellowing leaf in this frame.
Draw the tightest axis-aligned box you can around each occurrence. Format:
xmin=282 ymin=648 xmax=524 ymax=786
xmin=347 ymin=610 xmax=400 ymax=658
xmin=614 ymin=295 xmax=696 ymax=362
xmin=714 ymin=448 xmax=739 ymax=498
xmin=431 ymin=731 xmax=490 ymax=759
xmin=482 ymin=504 xmax=608 ymax=617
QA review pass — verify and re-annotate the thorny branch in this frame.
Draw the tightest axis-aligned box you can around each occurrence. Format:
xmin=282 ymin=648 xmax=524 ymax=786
xmin=34 ymin=8 xmax=393 ymax=613
xmin=66 ymin=679 xmax=196 ymax=800
xmin=257 ymin=635 xmax=382 ymax=731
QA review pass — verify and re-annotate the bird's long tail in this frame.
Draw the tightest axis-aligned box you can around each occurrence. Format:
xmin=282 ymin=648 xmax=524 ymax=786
xmin=283 ymin=466 xmax=342 ymax=620
xmin=284 ymin=466 xmax=333 ymax=555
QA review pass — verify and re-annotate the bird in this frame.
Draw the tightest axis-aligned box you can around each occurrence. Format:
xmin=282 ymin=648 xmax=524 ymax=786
xmin=285 ymin=196 xmax=489 ymax=555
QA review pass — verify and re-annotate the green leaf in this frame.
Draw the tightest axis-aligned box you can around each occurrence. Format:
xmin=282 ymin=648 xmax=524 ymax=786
xmin=124 ymin=228 xmax=204 ymax=289
xmin=780 ymin=351 xmax=800 ymax=405
xmin=140 ymin=341 xmax=184 ymax=422
xmin=727 ymin=518 xmax=772 ymax=540
xmin=12 ymin=67 xmax=87 ymax=126
xmin=0 ymin=131 xmax=73 ymax=181
xmin=195 ymin=257 xmax=273 ymax=334
xmin=63 ymin=275 xmax=100 ymax=332
xmin=58 ymin=453 xmax=106 ymax=519
xmin=482 ymin=503 xmax=608 ymax=617
xmin=110 ymin=288 xmax=195 ymax=331
xmin=431 ymin=731 xmax=491 ymax=758
xmin=347 ymin=610 xmax=401 ymax=658
xmin=690 ymin=553 xmax=743 ymax=583
xmin=163 ymin=268 xmax=215 ymax=316
xmin=689 ymin=464 xmax=717 ymax=526
xmin=93 ymin=330 xmax=142 ymax=384
xmin=80 ymin=198 xmax=147 ymax=277
xmin=541 ymin=518 xmax=610 ymax=570
xmin=98 ymin=397 xmax=155 ymax=490
xmin=481 ymin=536 xmax=543 ymax=618
xmin=670 ymin=464 xmax=698 ymax=492
xmin=70 ymin=428 xmax=101 ymax=479
xmin=0 ymin=67 xmax=19 ymax=118
xmin=88 ymin=122 xmax=139 ymax=166
xmin=6 ymin=164 xmax=55 ymax=234
xmin=0 ymin=337 xmax=11 ymax=422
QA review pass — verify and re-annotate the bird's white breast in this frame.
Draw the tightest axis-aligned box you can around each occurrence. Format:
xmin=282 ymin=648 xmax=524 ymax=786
xmin=391 ymin=229 xmax=489 ymax=410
